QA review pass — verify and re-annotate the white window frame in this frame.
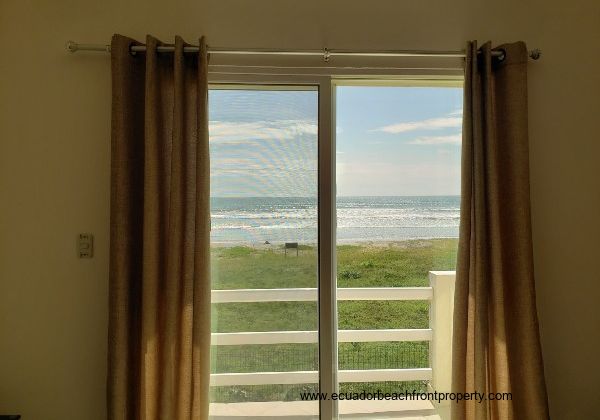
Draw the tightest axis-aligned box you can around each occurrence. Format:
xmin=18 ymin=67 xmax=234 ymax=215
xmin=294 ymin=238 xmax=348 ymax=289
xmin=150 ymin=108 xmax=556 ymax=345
xmin=208 ymin=73 xmax=463 ymax=420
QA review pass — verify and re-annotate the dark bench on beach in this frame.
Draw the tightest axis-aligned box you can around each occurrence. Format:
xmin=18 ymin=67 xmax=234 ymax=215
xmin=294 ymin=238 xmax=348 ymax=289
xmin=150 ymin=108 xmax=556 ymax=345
xmin=284 ymin=242 xmax=299 ymax=256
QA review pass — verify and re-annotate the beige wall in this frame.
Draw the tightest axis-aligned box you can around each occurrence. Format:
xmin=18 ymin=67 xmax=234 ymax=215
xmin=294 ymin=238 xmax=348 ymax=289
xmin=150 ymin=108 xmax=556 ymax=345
xmin=1 ymin=0 xmax=599 ymax=419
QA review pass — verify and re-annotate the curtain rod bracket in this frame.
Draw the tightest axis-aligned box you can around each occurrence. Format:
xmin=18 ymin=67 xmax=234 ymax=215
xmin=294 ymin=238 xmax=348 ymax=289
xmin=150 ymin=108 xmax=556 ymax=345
xmin=323 ymin=48 xmax=331 ymax=63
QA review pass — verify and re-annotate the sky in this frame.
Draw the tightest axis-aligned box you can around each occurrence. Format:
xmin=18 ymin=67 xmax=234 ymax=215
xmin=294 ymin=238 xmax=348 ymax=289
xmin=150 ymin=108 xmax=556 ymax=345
xmin=209 ymin=86 xmax=462 ymax=197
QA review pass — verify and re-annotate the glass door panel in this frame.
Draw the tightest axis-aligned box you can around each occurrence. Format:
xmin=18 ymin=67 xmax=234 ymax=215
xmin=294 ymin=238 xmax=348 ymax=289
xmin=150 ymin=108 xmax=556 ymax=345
xmin=208 ymin=87 xmax=319 ymax=418
xmin=335 ymin=85 xmax=462 ymax=417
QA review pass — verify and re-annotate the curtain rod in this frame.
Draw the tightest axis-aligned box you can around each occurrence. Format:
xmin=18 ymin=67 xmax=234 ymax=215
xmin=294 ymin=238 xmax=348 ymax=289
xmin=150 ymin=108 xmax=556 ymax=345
xmin=65 ymin=41 xmax=542 ymax=60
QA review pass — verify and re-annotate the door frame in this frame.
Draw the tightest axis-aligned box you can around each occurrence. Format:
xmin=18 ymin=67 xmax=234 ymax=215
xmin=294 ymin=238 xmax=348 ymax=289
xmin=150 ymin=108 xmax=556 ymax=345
xmin=207 ymin=73 xmax=463 ymax=420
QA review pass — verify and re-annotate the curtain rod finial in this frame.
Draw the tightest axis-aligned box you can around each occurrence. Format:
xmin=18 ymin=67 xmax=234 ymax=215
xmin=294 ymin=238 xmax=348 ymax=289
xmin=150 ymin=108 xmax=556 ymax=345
xmin=66 ymin=40 xmax=78 ymax=53
xmin=529 ymin=48 xmax=541 ymax=60
xmin=66 ymin=40 xmax=111 ymax=53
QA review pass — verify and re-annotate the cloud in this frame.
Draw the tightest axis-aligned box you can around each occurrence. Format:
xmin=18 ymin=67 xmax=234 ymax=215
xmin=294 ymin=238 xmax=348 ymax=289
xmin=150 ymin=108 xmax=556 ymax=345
xmin=374 ymin=116 xmax=462 ymax=134
xmin=408 ymin=134 xmax=462 ymax=145
xmin=448 ymin=108 xmax=463 ymax=116
xmin=211 ymin=156 xmax=317 ymax=173
xmin=209 ymin=120 xmax=317 ymax=144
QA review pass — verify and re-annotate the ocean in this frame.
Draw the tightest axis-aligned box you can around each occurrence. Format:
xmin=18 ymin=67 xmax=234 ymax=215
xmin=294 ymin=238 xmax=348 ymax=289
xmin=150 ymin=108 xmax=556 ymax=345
xmin=210 ymin=196 xmax=460 ymax=245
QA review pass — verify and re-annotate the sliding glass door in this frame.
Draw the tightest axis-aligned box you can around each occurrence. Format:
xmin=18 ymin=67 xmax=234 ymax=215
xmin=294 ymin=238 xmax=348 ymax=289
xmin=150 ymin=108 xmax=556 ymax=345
xmin=207 ymin=79 xmax=462 ymax=419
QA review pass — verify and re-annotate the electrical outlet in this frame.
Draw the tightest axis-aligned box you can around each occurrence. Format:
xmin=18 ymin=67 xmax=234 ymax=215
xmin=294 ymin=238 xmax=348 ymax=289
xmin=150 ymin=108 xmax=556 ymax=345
xmin=78 ymin=233 xmax=94 ymax=258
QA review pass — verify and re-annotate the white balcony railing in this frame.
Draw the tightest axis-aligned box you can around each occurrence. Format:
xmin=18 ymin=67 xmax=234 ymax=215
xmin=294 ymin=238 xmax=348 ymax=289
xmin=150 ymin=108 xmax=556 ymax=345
xmin=210 ymin=271 xmax=455 ymax=392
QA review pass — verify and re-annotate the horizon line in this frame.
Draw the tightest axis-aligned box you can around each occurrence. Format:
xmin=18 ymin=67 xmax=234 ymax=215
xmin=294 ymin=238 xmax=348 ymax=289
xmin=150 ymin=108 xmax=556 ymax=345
xmin=210 ymin=194 xmax=460 ymax=198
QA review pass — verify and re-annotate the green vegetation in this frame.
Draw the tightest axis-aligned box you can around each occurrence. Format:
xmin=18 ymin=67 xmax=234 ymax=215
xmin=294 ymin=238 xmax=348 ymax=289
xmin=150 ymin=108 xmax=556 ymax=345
xmin=210 ymin=239 xmax=458 ymax=402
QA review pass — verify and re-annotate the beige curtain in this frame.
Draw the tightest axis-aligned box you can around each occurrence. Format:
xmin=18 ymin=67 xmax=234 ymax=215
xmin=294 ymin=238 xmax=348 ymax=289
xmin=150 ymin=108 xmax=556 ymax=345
xmin=451 ymin=41 xmax=549 ymax=420
xmin=108 ymin=34 xmax=211 ymax=420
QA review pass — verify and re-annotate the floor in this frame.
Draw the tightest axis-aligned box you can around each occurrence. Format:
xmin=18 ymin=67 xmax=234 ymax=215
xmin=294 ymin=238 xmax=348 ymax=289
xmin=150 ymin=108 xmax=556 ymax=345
xmin=209 ymin=400 xmax=445 ymax=419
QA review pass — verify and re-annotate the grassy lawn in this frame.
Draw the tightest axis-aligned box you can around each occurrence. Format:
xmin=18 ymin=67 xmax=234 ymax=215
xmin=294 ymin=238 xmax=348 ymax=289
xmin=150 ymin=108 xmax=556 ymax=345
xmin=210 ymin=239 xmax=457 ymax=402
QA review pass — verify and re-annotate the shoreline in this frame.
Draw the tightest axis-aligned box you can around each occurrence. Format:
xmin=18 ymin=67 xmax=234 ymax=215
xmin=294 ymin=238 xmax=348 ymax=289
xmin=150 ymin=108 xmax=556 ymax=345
xmin=210 ymin=237 xmax=458 ymax=249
